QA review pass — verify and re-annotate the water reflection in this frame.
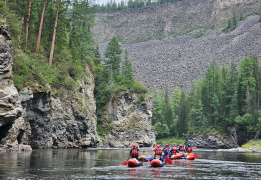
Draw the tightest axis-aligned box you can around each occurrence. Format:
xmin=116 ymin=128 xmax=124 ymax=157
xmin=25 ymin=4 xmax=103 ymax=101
xmin=0 ymin=148 xmax=260 ymax=179
xmin=0 ymin=151 xmax=32 ymax=176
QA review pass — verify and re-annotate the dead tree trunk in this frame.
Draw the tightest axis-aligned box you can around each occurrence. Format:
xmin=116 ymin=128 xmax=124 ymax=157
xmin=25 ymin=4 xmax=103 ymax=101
xmin=18 ymin=17 xmax=24 ymax=41
xmin=49 ymin=0 xmax=60 ymax=65
xmin=25 ymin=0 xmax=32 ymax=48
xmin=36 ymin=0 xmax=47 ymax=54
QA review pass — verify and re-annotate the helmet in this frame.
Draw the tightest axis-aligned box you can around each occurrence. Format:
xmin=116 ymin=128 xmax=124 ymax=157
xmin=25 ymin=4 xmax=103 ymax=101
xmin=187 ymin=148 xmax=192 ymax=153
xmin=187 ymin=144 xmax=191 ymax=147
xmin=180 ymin=144 xmax=183 ymax=147
xmin=132 ymin=144 xmax=136 ymax=148
xmin=166 ymin=143 xmax=169 ymax=146
xmin=156 ymin=144 xmax=160 ymax=149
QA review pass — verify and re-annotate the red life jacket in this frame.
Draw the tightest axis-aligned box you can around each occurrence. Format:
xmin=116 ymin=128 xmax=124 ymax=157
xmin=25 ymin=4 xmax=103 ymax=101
xmin=187 ymin=147 xmax=192 ymax=153
xmin=131 ymin=149 xmax=138 ymax=156
xmin=164 ymin=147 xmax=170 ymax=151
xmin=179 ymin=147 xmax=185 ymax=151
xmin=171 ymin=147 xmax=177 ymax=155
xmin=155 ymin=149 xmax=162 ymax=156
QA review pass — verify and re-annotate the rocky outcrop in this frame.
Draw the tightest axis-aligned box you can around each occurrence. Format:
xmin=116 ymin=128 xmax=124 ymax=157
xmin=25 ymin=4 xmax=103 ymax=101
xmin=101 ymin=92 xmax=155 ymax=147
xmin=19 ymin=72 xmax=99 ymax=149
xmin=0 ymin=25 xmax=28 ymax=151
xmin=0 ymin=25 xmax=99 ymax=149
xmin=228 ymin=126 xmax=249 ymax=146
xmin=186 ymin=133 xmax=238 ymax=149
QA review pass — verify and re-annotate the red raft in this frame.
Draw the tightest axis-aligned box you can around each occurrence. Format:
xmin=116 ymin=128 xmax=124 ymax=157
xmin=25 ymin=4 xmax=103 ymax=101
xmin=170 ymin=154 xmax=196 ymax=160
xmin=186 ymin=155 xmax=195 ymax=160
xmin=127 ymin=158 xmax=143 ymax=167
xmin=171 ymin=155 xmax=181 ymax=159
xmin=150 ymin=159 xmax=165 ymax=167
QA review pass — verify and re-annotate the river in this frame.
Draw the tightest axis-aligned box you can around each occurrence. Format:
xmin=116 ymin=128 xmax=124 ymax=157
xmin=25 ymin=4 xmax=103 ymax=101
xmin=0 ymin=148 xmax=261 ymax=179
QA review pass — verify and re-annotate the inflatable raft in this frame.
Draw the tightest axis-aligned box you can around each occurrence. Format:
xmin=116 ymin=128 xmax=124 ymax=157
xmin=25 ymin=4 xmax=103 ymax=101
xmin=170 ymin=153 xmax=196 ymax=160
xmin=150 ymin=159 xmax=165 ymax=167
xmin=170 ymin=154 xmax=181 ymax=160
xmin=127 ymin=158 xmax=143 ymax=167
xmin=186 ymin=155 xmax=196 ymax=160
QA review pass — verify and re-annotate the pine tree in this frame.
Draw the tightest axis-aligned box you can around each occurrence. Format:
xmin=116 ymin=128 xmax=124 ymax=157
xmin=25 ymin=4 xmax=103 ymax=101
xmin=162 ymin=86 xmax=173 ymax=127
xmin=122 ymin=49 xmax=135 ymax=83
xmin=104 ymin=36 xmax=122 ymax=78
xmin=177 ymin=92 xmax=188 ymax=137
xmin=49 ymin=0 xmax=60 ymax=65
xmin=25 ymin=0 xmax=32 ymax=48
xmin=36 ymin=0 xmax=47 ymax=54
xmin=151 ymin=86 xmax=163 ymax=125
xmin=240 ymin=57 xmax=256 ymax=112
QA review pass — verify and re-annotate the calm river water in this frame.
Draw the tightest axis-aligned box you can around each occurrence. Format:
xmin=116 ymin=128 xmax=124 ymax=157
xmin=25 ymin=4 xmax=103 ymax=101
xmin=0 ymin=148 xmax=261 ymax=179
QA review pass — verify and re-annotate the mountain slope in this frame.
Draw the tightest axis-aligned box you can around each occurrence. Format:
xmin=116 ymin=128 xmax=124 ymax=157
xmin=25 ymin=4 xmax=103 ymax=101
xmin=99 ymin=15 xmax=261 ymax=93
xmin=93 ymin=0 xmax=261 ymax=44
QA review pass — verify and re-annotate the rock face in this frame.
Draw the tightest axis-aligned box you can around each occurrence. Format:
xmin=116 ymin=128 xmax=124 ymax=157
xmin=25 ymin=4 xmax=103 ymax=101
xmin=101 ymin=92 xmax=156 ymax=147
xmin=0 ymin=26 xmax=99 ymax=149
xmin=0 ymin=25 xmax=26 ymax=150
xmin=19 ymin=72 xmax=99 ymax=148
xmin=186 ymin=133 xmax=238 ymax=149
xmin=228 ymin=126 xmax=249 ymax=146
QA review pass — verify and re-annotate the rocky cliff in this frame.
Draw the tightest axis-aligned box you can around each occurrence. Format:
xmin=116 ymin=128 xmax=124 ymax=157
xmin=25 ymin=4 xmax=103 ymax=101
xmin=0 ymin=25 xmax=27 ymax=150
xmin=19 ymin=77 xmax=99 ymax=149
xmin=101 ymin=92 xmax=155 ymax=147
xmin=0 ymin=26 xmax=99 ymax=149
xmin=0 ymin=24 xmax=155 ymax=149
xmin=185 ymin=133 xmax=238 ymax=149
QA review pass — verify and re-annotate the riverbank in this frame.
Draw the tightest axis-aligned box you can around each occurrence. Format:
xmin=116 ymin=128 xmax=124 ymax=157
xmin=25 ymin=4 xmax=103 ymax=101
xmin=218 ymin=139 xmax=261 ymax=153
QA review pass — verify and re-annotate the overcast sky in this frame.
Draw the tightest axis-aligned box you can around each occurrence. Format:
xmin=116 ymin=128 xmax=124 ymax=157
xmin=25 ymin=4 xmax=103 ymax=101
xmin=94 ymin=0 xmax=123 ymax=5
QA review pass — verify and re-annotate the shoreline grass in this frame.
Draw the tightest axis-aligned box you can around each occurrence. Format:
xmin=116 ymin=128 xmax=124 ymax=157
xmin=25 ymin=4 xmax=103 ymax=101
xmin=156 ymin=137 xmax=186 ymax=146
xmin=241 ymin=140 xmax=261 ymax=149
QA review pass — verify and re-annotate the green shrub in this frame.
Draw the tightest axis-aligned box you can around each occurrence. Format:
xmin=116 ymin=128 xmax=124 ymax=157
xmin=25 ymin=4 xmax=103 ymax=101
xmin=156 ymin=137 xmax=186 ymax=146
xmin=194 ymin=30 xmax=205 ymax=38
xmin=129 ymin=81 xmax=149 ymax=94
xmin=137 ymin=93 xmax=145 ymax=104
xmin=0 ymin=2 xmax=4 ymax=9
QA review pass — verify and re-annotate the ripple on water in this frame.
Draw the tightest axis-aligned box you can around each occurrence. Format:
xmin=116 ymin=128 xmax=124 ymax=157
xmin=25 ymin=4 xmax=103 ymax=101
xmin=1 ymin=149 xmax=261 ymax=180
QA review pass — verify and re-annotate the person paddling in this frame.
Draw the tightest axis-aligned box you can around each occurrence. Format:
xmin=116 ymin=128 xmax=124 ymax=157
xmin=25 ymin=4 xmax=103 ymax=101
xmin=152 ymin=144 xmax=163 ymax=160
xmin=185 ymin=144 xmax=193 ymax=157
xmin=170 ymin=145 xmax=178 ymax=158
xmin=130 ymin=144 xmax=140 ymax=160
xmin=179 ymin=144 xmax=186 ymax=157
xmin=162 ymin=143 xmax=170 ymax=158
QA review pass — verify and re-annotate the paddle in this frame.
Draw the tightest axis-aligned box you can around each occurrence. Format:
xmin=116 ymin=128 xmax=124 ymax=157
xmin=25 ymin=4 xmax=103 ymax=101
xmin=122 ymin=157 xmax=130 ymax=166
xmin=165 ymin=157 xmax=172 ymax=164
xmin=194 ymin=153 xmax=199 ymax=159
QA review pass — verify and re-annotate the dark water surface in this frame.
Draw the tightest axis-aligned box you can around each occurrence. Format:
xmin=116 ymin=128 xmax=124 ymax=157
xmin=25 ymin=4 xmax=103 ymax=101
xmin=0 ymin=148 xmax=261 ymax=179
